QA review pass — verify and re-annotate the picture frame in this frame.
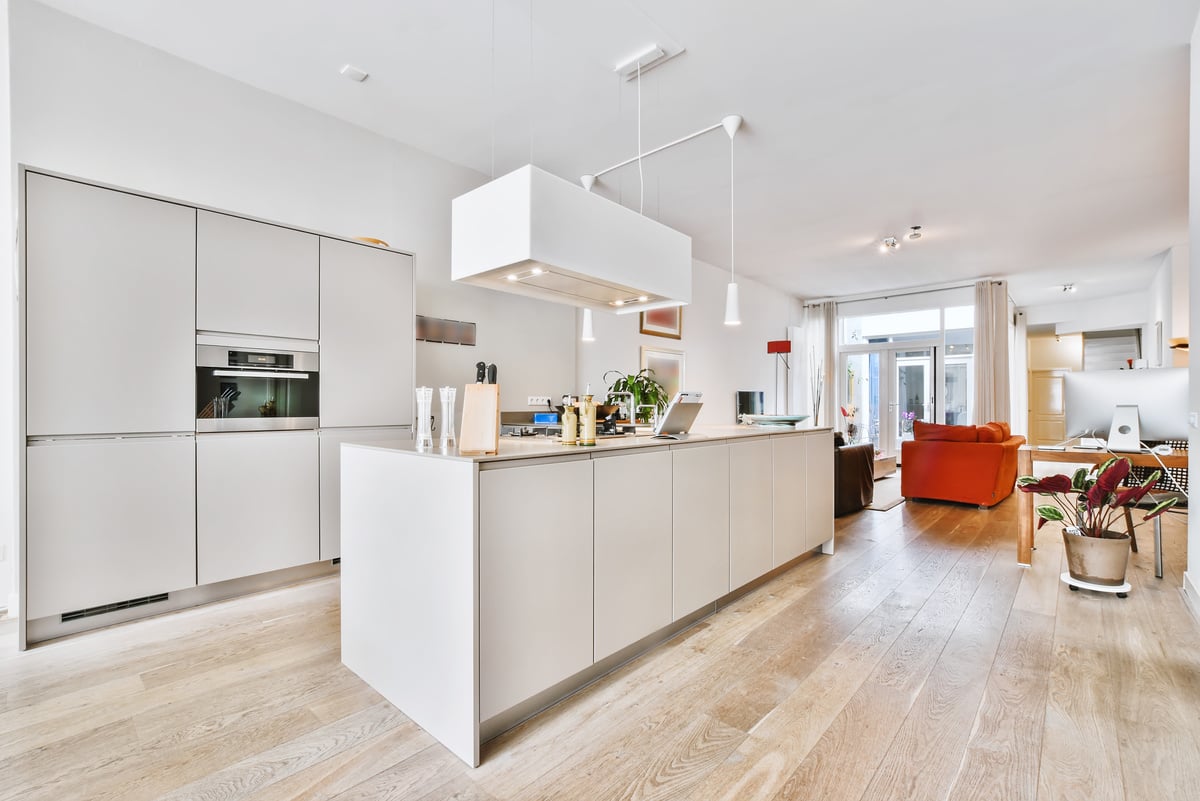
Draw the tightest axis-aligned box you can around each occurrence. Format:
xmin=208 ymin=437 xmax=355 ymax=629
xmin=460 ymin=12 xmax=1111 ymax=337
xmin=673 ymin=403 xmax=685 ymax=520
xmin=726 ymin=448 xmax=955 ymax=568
xmin=639 ymin=306 xmax=683 ymax=339
xmin=641 ymin=346 xmax=685 ymax=401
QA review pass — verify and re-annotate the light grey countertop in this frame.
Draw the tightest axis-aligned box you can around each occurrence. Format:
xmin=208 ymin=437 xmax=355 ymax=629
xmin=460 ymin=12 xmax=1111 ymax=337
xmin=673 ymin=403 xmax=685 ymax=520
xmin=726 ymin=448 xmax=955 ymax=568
xmin=344 ymin=424 xmax=833 ymax=464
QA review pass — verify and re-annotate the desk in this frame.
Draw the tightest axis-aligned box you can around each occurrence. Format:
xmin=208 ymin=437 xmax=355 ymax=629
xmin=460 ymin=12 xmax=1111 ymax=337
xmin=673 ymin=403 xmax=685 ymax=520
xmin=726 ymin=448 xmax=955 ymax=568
xmin=1017 ymin=446 xmax=1187 ymax=566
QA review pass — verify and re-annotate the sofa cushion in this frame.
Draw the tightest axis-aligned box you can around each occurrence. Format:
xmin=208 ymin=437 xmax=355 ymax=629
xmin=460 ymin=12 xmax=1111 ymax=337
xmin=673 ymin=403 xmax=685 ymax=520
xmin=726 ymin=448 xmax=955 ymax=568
xmin=913 ymin=421 xmax=978 ymax=442
xmin=995 ymin=421 xmax=1011 ymax=440
xmin=977 ymin=422 xmax=1005 ymax=443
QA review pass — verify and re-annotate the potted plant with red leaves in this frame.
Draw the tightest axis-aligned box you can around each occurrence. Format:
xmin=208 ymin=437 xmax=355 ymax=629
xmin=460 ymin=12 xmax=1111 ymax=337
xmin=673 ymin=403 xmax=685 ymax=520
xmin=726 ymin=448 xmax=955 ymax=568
xmin=1017 ymin=456 xmax=1177 ymax=590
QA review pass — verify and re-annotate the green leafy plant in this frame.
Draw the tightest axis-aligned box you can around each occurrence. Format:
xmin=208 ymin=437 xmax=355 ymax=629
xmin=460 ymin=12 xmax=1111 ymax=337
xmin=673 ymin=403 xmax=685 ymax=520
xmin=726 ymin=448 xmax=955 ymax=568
xmin=604 ymin=369 xmax=669 ymax=424
xmin=1017 ymin=456 xmax=1178 ymax=537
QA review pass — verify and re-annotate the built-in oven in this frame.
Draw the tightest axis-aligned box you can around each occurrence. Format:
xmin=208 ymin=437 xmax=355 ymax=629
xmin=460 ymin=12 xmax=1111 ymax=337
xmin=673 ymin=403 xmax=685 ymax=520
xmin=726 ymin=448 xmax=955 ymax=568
xmin=196 ymin=343 xmax=319 ymax=432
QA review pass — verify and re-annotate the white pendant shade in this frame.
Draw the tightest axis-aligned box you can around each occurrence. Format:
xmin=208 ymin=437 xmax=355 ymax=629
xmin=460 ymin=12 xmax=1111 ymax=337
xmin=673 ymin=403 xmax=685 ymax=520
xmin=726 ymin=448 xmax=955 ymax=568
xmin=724 ymin=282 xmax=741 ymax=325
xmin=580 ymin=307 xmax=595 ymax=341
xmin=451 ymin=165 xmax=692 ymax=313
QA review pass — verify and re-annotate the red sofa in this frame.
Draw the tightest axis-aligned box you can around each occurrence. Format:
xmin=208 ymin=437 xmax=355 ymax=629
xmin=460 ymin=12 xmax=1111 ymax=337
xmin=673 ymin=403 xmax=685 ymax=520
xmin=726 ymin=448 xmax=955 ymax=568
xmin=900 ymin=421 xmax=1027 ymax=508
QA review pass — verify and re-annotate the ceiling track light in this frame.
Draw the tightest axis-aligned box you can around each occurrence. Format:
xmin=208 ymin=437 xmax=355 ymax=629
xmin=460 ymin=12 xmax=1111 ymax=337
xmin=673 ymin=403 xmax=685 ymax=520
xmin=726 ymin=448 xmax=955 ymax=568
xmin=907 ymin=225 xmax=922 ymax=241
xmin=1062 ymin=283 xmax=1076 ymax=293
xmin=880 ymin=236 xmax=899 ymax=253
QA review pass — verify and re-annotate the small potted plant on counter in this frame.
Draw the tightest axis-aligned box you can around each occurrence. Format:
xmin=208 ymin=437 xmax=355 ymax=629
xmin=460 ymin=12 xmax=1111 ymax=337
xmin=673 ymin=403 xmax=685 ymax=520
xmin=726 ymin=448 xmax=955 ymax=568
xmin=1017 ymin=456 xmax=1177 ymax=595
xmin=604 ymin=369 xmax=669 ymax=425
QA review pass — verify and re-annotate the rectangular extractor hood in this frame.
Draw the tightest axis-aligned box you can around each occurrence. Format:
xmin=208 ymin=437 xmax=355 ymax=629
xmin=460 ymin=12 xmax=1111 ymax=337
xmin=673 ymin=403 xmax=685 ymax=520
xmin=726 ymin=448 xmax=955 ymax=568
xmin=451 ymin=164 xmax=691 ymax=313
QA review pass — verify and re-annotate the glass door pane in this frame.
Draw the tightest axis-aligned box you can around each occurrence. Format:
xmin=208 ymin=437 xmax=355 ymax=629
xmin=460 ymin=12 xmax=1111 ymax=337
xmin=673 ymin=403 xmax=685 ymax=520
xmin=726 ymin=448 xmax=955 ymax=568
xmin=842 ymin=351 xmax=884 ymax=452
xmin=895 ymin=349 xmax=933 ymax=445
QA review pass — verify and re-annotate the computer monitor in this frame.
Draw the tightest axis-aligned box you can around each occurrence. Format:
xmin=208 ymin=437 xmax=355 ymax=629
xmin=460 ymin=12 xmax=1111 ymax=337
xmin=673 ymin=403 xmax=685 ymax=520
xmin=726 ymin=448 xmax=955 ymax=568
xmin=1063 ymin=367 xmax=1188 ymax=444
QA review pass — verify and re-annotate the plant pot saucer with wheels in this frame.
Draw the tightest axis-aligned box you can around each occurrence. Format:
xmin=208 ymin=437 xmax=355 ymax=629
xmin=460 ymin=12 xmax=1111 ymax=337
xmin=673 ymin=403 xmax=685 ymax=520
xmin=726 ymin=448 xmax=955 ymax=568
xmin=1061 ymin=527 xmax=1131 ymax=598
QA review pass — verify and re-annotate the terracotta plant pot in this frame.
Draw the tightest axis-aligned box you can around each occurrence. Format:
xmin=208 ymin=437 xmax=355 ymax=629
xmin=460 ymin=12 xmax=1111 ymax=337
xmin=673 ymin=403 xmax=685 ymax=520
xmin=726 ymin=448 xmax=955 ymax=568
xmin=1062 ymin=529 xmax=1130 ymax=586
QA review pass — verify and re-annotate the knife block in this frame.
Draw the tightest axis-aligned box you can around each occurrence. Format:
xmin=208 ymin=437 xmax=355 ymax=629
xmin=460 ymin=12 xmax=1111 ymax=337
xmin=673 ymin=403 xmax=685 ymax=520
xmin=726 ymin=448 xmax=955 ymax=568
xmin=459 ymin=383 xmax=500 ymax=455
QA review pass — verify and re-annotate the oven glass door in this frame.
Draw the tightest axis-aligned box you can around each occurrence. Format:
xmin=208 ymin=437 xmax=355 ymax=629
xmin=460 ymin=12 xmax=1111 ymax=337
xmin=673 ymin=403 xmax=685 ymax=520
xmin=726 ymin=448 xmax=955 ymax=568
xmin=196 ymin=367 xmax=320 ymax=431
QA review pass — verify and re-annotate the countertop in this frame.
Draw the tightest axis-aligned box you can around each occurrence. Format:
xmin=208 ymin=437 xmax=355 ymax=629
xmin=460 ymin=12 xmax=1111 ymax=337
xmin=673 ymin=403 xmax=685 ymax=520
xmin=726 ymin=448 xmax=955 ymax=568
xmin=344 ymin=424 xmax=833 ymax=464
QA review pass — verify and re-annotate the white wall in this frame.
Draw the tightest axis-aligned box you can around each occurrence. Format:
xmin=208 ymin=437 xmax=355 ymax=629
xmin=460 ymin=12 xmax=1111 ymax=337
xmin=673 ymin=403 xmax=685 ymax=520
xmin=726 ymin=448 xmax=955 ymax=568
xmin=1143 ymin=245 xmax=1189 ymax=368
xmin=1187 ymin=15 xmax=1200 ymax=612
xmin=0 ymin=0 xmax=13 ymax=614
xmin=575 ymin=259 xmax=799 ymax=427
xmin=1022 ymin=291 xmax=1150 ymax=334
xmin=2 ymin=0 xmax=577 ymax=614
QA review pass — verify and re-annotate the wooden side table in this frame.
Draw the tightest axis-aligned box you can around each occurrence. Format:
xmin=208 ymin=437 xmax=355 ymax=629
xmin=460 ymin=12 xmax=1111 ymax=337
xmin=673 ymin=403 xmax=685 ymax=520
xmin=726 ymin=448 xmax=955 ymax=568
xmin=873 ymin=455 xmax=897 ymax=480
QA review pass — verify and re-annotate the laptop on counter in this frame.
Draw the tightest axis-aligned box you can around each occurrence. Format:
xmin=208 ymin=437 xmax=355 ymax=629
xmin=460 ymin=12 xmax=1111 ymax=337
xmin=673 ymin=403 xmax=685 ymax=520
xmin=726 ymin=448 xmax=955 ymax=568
xmin=653 ymin=392 xmax=703 ymax=439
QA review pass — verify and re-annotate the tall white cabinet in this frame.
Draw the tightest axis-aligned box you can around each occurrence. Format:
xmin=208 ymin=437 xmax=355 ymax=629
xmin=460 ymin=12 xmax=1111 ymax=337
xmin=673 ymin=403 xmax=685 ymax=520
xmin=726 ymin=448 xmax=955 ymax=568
xmin=319 ymin=239 xmax=415 ymax=427
xmin=25 ymin=173 xmax=195 ymax=436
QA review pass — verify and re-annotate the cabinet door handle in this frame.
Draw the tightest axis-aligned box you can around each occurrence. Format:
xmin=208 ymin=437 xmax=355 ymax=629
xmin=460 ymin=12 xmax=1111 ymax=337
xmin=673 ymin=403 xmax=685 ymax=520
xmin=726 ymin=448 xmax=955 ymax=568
xmin=211 ymin=370 xmax=309 ymax=380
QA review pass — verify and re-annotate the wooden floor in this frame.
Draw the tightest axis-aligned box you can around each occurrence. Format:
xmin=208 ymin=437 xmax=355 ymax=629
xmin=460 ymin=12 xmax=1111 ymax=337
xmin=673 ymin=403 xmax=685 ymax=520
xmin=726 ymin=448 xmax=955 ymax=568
xmin=3 ymin=497 xmax=1200 ymax=800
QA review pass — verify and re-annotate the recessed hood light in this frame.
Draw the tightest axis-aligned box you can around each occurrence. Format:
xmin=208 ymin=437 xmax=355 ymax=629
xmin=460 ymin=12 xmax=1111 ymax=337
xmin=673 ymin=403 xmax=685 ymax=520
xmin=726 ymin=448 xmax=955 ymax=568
xmin=451 ymin=165 xmax=692 ymax=314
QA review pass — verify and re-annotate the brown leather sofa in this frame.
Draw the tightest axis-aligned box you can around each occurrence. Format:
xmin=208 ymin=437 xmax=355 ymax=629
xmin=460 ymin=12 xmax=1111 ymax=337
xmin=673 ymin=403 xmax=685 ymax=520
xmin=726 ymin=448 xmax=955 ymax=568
xmin=834 ymin=432 xmax=875 ymax=516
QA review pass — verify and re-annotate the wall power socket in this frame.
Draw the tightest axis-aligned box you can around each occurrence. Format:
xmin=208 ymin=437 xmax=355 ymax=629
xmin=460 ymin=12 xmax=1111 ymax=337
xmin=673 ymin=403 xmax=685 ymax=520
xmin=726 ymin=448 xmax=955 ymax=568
xmin=527 ymin=396 xmax=552 ymax=407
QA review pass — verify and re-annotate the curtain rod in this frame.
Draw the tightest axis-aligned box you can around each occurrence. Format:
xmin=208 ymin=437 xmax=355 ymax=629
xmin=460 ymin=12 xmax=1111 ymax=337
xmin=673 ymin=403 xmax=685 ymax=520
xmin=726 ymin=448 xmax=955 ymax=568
xmin=802 ymin=277 xmax=997 ymax=308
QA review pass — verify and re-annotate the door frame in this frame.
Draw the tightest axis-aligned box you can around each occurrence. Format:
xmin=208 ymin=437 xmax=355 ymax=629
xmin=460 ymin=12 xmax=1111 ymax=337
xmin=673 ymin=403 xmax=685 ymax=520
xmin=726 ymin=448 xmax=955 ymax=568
xmin=839 ymin=338 xmax=940 ymax=458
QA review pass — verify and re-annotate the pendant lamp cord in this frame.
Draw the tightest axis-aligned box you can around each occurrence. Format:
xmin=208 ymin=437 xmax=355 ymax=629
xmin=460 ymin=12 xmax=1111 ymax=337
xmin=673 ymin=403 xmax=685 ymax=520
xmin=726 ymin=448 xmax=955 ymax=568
xmin=730 ymin=126 xmax=735 ymax=282
xmin=637 ymin=61 xmax=644 ymax=215
xmin=490 ymin=0 xmax=495 ymax=178
xmin=528 ymin=0 xmax=534 ymax=165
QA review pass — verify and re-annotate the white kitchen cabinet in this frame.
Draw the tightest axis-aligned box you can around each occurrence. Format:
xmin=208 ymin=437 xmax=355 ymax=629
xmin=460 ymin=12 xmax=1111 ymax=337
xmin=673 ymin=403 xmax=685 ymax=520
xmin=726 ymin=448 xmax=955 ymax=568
xmin=319 ymin=426 xmax=411 ymax=560
xmin=593 ymin=449 xmax=672 ymax=661
xmin=197 ymin=430 xmax=320 ymax=585
xmin=196 ymin=210 xmax=319 ymax=339
xmin=729 ymin=438 xmax=774 ymax=590
xmin=26 ymin=436 xmax=196 ymax=619
xmin=772 ymin=434 xmax=807 ymax=566
xmin=672 ymin=442 xmax=730 ymax=620
xmin=805 ymin=431 xmax=835 ymax=552
xmin=25 ymin=173 xmax=195 ymax=436
xmin=479 ymin=458 xmax=594 ymax=721
xmin=319 ymin=239 xmax=415 ymax=428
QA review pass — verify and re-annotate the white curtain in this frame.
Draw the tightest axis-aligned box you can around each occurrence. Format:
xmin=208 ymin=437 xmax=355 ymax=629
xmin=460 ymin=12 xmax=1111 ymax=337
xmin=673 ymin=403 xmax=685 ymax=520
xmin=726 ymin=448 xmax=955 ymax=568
xmin=974 ymin=280 xmax=1010 ymax=423
xmin=801 ymin=301 xmax=837 ymax=427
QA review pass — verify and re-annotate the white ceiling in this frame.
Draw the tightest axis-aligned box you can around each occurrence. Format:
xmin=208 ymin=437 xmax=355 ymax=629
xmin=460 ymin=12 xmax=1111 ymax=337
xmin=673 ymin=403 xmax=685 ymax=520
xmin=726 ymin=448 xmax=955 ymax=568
xmin=37 ymin=0 xmax=1199 ymax=306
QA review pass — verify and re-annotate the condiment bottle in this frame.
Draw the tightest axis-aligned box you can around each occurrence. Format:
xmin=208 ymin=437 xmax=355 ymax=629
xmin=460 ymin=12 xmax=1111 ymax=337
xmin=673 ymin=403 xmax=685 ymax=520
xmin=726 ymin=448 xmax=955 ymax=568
xmin=561 ymin=403 xmax=578 ymax=445
xmin=580 ymin=394 xmax=597 ymax=446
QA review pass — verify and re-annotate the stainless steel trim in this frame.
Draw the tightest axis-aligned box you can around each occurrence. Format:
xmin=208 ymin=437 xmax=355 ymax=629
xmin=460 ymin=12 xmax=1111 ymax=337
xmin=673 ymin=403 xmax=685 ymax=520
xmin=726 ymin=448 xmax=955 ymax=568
xmin=196 ymin=331 xmax=319 ymax=352
xmin=196 ymin=344 xmax=319 ymax=371
xmin=211 ymin=370 xmax=309 ymax=380
xmin=196 ymin=416 xmax=319 ymax=433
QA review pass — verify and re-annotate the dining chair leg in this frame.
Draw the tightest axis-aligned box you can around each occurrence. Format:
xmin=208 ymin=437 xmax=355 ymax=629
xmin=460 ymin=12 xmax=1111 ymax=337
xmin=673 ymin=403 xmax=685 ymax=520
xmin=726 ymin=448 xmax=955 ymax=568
xmin=1123 ymin=507 xmax=1139 ymax=553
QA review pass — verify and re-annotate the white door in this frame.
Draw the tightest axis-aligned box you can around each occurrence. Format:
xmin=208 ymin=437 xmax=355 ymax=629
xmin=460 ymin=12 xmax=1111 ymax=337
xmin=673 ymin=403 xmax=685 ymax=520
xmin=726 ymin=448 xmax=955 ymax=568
xmin=196 ymin=430 xmax=320 ymax=585
xmin=593 ymin=449 xmax=672 ymax=660
xmin=26 ymin=435 xmax=196 ymax=619
xmin=25 ymin=173 xmax=196 ymax=436
xmin=319 ymin=239 xmax=415 ymax=427
xmin=318 ymin=426 xmax=411 ymax=560
xmin=196 ymin=211 xmax=319 ymax=339
xmin=839 ymin=345 xmax=937 ymax=459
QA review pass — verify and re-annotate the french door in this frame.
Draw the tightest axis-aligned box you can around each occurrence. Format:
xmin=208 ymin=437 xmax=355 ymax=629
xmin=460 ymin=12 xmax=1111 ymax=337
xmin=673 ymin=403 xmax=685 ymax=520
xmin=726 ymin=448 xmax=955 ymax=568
xmin=839 ymin=343 xmax=939 ymax=459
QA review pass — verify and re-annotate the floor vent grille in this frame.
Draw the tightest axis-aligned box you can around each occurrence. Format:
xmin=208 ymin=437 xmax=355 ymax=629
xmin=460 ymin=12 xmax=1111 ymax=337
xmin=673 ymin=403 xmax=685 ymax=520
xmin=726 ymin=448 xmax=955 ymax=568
xmin=61 ymin=593 xmax=169 ymax=622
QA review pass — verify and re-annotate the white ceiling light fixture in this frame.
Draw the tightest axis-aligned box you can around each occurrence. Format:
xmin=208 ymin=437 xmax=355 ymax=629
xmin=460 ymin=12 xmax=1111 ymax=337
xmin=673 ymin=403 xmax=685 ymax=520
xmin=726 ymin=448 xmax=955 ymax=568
xmin=880 ymin=236 xmax=899 ymax=253
xmin=724 ymin=114 xmax=743 ymax=327
xmin=613 ymin=40 xmax=685 ymax=81
xmin=907 ymin=225 xmax=923 ymax=240
xmin=339 ymin=64 xmax=369 ymax=82
xmin=1062 ymin=283 xmax=1076 ymax=293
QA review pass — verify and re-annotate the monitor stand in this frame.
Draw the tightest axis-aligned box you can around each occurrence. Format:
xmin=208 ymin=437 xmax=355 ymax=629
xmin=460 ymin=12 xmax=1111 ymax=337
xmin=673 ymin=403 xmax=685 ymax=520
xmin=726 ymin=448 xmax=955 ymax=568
xmin=1107 ymin=404 xmax=1142 ymax=453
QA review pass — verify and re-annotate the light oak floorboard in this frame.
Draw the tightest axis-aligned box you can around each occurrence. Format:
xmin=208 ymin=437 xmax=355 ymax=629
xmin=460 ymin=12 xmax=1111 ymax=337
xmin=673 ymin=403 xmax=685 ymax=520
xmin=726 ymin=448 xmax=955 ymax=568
xmin=2 ymin=501 xmax=1199 ymax=801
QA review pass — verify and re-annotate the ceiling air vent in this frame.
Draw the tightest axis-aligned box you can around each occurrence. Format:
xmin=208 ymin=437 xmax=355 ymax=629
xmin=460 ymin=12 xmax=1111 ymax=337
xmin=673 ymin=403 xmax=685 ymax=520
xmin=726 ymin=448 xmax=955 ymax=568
xmin=61 ymin=593 xmax=169 ymax=622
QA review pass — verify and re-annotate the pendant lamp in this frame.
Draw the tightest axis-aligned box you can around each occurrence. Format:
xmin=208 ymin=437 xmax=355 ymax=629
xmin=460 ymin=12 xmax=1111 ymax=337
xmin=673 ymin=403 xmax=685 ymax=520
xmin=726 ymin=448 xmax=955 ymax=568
xmin=723 ymin=115 xmax=743 ymax=326
xmin=581 ymin=307 xmax=595 ymax=342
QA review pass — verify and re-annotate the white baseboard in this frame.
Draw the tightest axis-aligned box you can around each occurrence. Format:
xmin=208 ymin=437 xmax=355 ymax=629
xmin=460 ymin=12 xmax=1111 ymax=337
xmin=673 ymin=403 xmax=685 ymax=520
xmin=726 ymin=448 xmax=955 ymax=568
xmin=1183 ymin=572 xmax=1200 ymax=623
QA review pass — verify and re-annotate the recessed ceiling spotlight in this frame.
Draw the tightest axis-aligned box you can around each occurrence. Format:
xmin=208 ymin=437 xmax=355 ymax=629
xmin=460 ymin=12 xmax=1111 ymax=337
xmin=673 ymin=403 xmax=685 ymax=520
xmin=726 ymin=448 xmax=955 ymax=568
xmin=880 ymin=236 xmax=899 ymax=253
xmin=1062 ymin=283 xmax=1076 ymax=293
xmin=907 ymin=225 xmax=923 ymax=241
xmin=506 ymin=274 xmax=518 ymax=281
xmin=638 ymin=296 xmax=649 ymax=302
xmin=613 ymin=299 xmax=625 ymax=306
xmin=339 ymin=64 xmax=369 ymax=83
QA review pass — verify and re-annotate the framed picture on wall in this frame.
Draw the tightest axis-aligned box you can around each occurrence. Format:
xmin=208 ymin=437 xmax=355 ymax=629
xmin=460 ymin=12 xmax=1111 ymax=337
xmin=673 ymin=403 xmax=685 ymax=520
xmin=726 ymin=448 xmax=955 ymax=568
xmin=639 ymin=306 xmax=683 ymax=339
xmin=641 ymin=346 xmax=685 ymax=400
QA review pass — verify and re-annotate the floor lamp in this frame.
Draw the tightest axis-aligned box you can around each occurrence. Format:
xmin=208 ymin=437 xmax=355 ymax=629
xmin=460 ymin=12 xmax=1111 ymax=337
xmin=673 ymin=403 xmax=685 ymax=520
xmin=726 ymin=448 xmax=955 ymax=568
xmin=768 ymin=339 xmax=791 ymax=414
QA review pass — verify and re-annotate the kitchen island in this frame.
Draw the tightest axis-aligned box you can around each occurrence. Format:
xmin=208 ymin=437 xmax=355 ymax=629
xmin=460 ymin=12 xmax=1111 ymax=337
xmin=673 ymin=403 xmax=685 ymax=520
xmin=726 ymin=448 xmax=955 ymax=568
xmin=340 ymin=425 xmax=834 ymax=766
